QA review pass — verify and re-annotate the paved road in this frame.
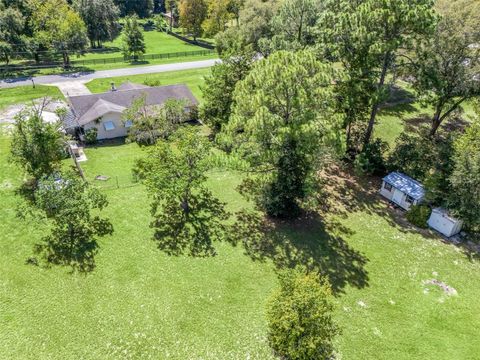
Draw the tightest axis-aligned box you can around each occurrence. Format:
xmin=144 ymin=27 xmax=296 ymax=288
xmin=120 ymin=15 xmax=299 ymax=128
xmin=0 ymin=59 xmax=219 ymax=89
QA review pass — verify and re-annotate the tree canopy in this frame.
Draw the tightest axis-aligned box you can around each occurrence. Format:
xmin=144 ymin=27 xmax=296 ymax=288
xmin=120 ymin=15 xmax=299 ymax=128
xmin=266 ymin=267 xmax=340 ymax=360
xmin=133 ymin=128 xmax=229 ymax=256
xmin=222 ymin=50 xmax=343 ymax=218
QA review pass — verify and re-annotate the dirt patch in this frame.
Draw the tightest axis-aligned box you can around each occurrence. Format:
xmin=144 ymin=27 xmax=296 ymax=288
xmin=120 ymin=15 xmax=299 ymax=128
xmin=423 ymin=279 xmax=457 ymax=296
xmin=0 ymin=98 xmax=67 ymax=124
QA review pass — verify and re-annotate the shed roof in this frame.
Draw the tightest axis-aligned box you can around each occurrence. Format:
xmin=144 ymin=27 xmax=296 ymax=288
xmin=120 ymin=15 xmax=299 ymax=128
xmin=383 ymin=172 xmax=425 ymax=200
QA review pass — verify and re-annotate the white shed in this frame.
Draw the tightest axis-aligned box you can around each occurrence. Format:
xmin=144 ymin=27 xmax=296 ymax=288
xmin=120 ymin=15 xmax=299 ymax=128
xmin=428 ymin=208 xmax=463 ymax=238
xmin=380 ymin=172 xmax=425 ymax=211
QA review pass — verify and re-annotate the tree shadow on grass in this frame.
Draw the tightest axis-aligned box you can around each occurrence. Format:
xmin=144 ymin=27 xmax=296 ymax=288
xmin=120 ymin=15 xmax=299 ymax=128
xmin=316 ymin=163 xmax=438 ymax=240
xmin=231 ymin=211 xmax=369 ymax=295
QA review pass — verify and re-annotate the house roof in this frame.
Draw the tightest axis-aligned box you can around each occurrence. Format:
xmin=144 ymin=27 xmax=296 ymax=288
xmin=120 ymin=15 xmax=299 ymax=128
xmin=78 ymin=99 xmax=127 ymax=126
xmin=383 ymin=172 xmax=425 ymax=200
xmin=116 ymin=81 xmax=150 ymax=91
xmin=67 ymin=83 xmax=198 ymax=127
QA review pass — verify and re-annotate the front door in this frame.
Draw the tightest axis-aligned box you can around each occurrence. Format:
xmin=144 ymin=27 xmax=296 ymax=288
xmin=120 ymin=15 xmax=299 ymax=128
xmin=392 ymin=189 xmax=404 ymax=205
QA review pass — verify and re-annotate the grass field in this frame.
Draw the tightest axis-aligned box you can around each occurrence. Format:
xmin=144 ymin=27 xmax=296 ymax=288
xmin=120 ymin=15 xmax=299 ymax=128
xmin=80 ymin=30 xmax=208 ymax=61
xmin=1 ymin=72 xmax=480 ymax=358
xmin=1 ymin=27 xmax=217 ymax=78
xmin=0 ymin=85 xmax=63 ymax=111
xmin=1 ymin=122 xmax=480 ymax=358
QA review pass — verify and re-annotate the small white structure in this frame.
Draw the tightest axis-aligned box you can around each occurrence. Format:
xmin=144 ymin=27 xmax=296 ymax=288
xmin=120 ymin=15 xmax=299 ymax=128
xmin=428 ymin=208 xmax=463 ymax=238
xmin=380 ymin=172 xmax=425 ymax=211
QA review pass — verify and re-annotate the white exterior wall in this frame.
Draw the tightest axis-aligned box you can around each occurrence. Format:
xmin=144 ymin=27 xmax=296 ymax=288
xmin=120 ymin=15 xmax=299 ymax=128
xmin=428 ymin=209 xmax=463 ymax=237
xmin=83 ymin=112 xmax=128 ymax=140
xmin=379 ymin=181 xmax=419 ymax=210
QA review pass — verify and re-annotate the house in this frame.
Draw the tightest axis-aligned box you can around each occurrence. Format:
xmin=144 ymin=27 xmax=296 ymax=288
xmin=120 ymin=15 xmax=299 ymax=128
xmin=162 ymin=12 xmax=178 ymax=28
xmin=428 ymin=208 xmax=463 ymax=238
xmin=64 ymin=82 xmax=198 ymax=141
xmin=380 ymin=172 xmax=425 ymax=210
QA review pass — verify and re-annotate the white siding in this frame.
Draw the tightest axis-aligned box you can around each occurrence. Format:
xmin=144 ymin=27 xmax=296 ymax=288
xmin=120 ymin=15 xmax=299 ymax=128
xmin=83 ymin=112 xmax=128 ymax=140
xmin=428 ymin=209 xmax=463 ymax=237
xmin=379 ymin=181 xmax=419 ymax=210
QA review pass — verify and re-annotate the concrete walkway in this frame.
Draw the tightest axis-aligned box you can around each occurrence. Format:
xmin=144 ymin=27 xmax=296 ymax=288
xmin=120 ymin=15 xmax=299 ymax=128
xmin=52 ymin=81 xmax=92 ymax=97
xmin=0 ymin=59 xmax=219 ymax=89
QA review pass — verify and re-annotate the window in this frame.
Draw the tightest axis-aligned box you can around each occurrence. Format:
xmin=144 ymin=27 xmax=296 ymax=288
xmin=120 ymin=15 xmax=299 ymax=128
xmin=103 ymin=121 xmax=115 ymax=131
xmin=384 ymin=182 xmax=393 ymax=192
xmin=124 ymin=120 xmax=133 ymax=128
xmin=405 ymin=195 xmax=415 ymax=204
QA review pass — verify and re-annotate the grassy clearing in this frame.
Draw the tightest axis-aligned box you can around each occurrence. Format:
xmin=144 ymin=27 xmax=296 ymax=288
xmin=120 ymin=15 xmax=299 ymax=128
xmin=0 ymin=85 xmax=63 ymax=111
xmin=80 ymin=31 xmax=208 ymax=62
xmin=86 ymin=67 xmax=211 ymax=101
xmin=1 ymin=129 xmax=480 ymax=359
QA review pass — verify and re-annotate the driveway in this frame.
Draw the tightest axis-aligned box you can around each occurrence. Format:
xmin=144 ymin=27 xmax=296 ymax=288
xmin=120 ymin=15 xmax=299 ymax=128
xmin=52 ymin=81 xmax=92 ymax=97
xmin=0 ymin=59 xmax=219 ymax=89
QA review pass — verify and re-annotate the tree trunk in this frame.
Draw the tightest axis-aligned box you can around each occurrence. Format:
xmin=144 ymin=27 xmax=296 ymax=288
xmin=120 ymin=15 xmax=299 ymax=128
xmin=429 ymin=104 xmax=443 ymax=137
xmin=363 ymin=53 xmax=390 ymax=149
xmin=429 ymin=97 xmax=467 ymax=138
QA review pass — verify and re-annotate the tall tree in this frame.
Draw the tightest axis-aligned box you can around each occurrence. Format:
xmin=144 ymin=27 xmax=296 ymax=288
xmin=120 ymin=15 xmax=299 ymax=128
xmin=114 ymin=0 xmax=153 ymax=18
xmin=179 ymin=0 xmax=207 ymax=41
xmin=222 ymin=51 xmax=343 ymax=218
xmin=200 ymin=33 xmax=255 ymax=135
xmin=121 ymin=15 xmax=146 ymax=61
xmin=10 ymin=104 xmax=66 ymax=184
xmin=22 ymin=173 xmax=113 ymax=272
xmin=269 ymin=0 xmax=321 ymax=51
xmin=319 ymin=0 xmax=437 ymax=149
xmin=30 ymin=0 xmax=89 ymax=67
xmin=0 ymin=6 xmax=26 ymax=65
xmin=266 ymin=267 xmax=340 ymax=360
xmin=74 ymin=0 xmax=120 ymax=48
xmin=133 ymin=128 xmax=229 ymax=257
xmin=447 ymin=116 xmax=480 ymax=231
xmin=412 ymin=0 xmax=480 ymax=137
xmin=165 ymin=0 xmax=179 ymax=32
xmin=202 ymin=0 xmax=231 ymax=37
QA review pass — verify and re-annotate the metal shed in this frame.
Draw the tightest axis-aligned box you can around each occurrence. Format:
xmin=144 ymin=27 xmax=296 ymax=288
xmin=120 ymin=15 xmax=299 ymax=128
xmin=379 ymin=172 xmax=425 ymax=210
xmin=428 ymin=208 xmax=463 ymax=238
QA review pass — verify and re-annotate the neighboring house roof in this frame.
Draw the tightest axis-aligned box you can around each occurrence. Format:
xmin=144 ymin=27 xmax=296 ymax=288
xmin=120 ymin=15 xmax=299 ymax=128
xmin=67 ymin=83 xmax=198 ymax=128
xmin=78 ymin=99 xmax=127 ymax=126
xmin=383 ymin=172 xmax=425 ymax=200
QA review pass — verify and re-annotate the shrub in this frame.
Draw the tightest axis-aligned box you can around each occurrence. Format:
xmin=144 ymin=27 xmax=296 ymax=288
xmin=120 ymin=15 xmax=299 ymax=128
xmin=354 ymin=138 xmax=389 ymax=175
xmin=266 ymin=267 xmax=340 ymax=360
xmin=84 ymin=128 xmax=98 ymax=145
xmin=406 ymin=205 xmax=431 ymax=228
xmin=143 ymin=78 xmax=161 ymax=87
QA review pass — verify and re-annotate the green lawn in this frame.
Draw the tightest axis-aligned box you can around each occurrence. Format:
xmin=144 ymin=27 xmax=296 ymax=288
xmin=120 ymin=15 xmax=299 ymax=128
xmin=1 ymin=126 xmax=480 ymax=358
xmin=0 ymin=85 xmax=63 ymax=111
xmin=79 ymin=30 xmax=208 ymax=62
xmin=86 ymin=67 xmax=211 ymax=101
xmin=2 ymin=28 xmax=217 ymax=78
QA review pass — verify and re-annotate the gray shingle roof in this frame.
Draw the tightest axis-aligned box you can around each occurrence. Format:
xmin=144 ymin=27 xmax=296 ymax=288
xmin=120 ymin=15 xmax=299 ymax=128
xmin=78 ymin=99 xmax=127 ymax=126
xmin=116 ymin=81 xmax=150 ymax=91
xmin=383 ymin=172 xmax=425 ymax=200
xmin=67 ymin=83 xmax=198 ymax=128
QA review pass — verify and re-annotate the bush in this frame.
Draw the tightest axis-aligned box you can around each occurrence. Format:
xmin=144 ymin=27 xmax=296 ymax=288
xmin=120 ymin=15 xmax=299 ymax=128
xmin=354 ymin=138 xmax=389 ymax=175
xmin=84 ymin=128 xmax=98 ymax=145
xmin=143 ymin=78 xmax=161 ymax=87
xmin=266 ymin=267 xmax=340 ymax=360
xmin=406 ymin=205 xmax=431 ymax=228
